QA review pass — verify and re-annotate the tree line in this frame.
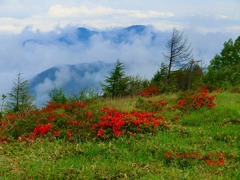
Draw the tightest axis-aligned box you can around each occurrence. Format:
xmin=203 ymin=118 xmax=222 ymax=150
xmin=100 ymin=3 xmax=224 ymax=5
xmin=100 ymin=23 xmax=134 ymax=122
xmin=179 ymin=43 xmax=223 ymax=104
xmin=102 ymin=28 xmax=240 ymax=97
xmin=1 ymin=28 xmax=239 ymax=114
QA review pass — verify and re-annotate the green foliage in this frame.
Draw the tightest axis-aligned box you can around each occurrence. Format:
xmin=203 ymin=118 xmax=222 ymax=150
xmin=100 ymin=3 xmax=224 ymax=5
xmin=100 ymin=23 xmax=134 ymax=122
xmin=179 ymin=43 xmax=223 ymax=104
xmin=135 ymin=97 xmax=168 ymax=112
xmin=175 ymin=61 xmax=204 ymax=91
xmin=48 ymin=87 xmax=68 ymax=104
xmin=6 ymin=73 xmax=35 ymax=112
xmin=151 ymin=63 xmax=168 ymax=87
xmin=101 ymin=60 xmax=129 ymax=98
xmin=125 ymin=75 xmax=150 ymax=96
xmin=69 ymin=88 xmax=101 ymax=103
xmin=151 ymin=61 xmax=203 ymax=92
xmin=0 ymin=94 xmax=7 ymax=117
xmin=204 ymin=36 xmax=240 ymax=87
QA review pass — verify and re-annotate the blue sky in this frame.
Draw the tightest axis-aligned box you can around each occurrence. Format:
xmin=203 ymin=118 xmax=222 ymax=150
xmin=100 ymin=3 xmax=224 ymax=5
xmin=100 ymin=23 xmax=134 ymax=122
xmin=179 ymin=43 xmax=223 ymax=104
xmin=0 ymin=0 xmax=239 ymax=101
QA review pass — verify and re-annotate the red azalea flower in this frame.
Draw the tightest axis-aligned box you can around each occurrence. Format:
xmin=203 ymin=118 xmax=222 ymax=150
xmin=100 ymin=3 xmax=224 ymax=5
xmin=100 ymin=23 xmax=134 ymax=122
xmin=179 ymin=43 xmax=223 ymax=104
xmin=33 ymin=123 xmax=52 ymax=135
xmin=53 ymin=131 xmax=60 ymax=137
xmin=67 ymin=131 xmax=72 ymax=137
xmin=97 ymin=128 xmax=105 ymax=136
xmin=219 ymin=160 xmax=225 ymax=165
xmin=28 ymin=134 xmax=35 ymax=140
xmin=207 ymin=103 xmax=216 ymax=107
xmin=177 ymin=99 xmax=186 ymax=107
xmin=195 ymin=102 xmax=201 ymax=107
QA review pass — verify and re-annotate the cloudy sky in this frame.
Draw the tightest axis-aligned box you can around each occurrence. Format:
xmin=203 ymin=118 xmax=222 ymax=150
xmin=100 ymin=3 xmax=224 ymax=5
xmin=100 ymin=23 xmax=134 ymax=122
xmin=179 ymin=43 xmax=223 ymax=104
xmin=0 ymin=0 xmax=239 ymax=101
xmin=0 ymin=0 xmax=239 ymax=33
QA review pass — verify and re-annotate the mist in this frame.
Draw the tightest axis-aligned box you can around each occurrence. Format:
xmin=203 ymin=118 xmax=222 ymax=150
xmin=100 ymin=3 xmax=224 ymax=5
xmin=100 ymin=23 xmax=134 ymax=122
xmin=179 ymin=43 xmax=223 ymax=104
xmin=0 ymin=25 xmax=238 ymax=105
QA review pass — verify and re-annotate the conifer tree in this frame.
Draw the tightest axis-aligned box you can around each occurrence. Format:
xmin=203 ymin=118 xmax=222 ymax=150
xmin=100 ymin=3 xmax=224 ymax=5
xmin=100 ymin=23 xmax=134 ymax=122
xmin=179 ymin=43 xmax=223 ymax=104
xmin=101 ymin=60 xmax=128 ymax=98
xmin=6 ymin=73 xmax=35 ymax=112
xmin=151 ymin=63 xmax=168 ymax=86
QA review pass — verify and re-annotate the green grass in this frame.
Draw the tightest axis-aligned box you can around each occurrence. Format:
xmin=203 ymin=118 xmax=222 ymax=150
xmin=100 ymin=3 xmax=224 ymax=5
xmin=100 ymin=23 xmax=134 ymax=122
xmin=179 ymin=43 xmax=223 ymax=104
xmin=0 ymin=92 xmax=239 ymax=179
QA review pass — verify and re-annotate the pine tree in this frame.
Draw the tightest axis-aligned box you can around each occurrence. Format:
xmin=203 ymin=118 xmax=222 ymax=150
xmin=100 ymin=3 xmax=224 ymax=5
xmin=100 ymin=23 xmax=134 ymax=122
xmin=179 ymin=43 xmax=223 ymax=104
xmin=151 ymin=63 xmax=168 ymax=86
xmin=6 ymin=73 xmax=35 ymax=112
xmin=101 ymin=60 xmax=128 ymax=98
xmin=48 ymin=86 xmax=68 ymax=104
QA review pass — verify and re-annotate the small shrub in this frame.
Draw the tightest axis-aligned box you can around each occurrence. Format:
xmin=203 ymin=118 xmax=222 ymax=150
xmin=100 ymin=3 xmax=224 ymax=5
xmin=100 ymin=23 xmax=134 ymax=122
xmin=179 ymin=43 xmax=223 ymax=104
xmin=137 ymin=86 xmax=160 ymax=97
xmin=48 ymin=87 xmax=68 ymax=104
xmin=173 ymin=87 xmax=217 ymax=113
xmin=135 ymin=97 xmax=168 ymax=113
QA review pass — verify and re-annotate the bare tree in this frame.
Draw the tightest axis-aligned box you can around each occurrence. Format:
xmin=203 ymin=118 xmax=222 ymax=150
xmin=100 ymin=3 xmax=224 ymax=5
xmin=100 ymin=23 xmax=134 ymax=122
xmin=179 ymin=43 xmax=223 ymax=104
xmin=163 ymin=28 xmax=193 ymax=85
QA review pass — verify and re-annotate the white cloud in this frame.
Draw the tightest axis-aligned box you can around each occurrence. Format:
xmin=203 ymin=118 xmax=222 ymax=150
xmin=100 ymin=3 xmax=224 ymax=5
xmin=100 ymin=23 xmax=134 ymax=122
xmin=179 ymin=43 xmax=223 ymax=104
xmin=0 ymin=2 xmax=239 ymax=34
xmin=48 ymin=4 xmax=174 ymax=18
xmin=0 ymin=4 xmax=176 ymax=33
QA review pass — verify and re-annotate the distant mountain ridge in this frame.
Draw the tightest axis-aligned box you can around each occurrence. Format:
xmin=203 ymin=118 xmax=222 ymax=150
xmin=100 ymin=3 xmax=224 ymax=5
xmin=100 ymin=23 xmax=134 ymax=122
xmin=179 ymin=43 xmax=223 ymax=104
xmin=27 ymin=25 xmax=166 ymax=106
xmin=23 ymin=25 xmax=162 ymax=47
xmin=27 ymin=24 xmax=207 ymax=106
xmin=30 ymin=61 xmax=114 ymax=106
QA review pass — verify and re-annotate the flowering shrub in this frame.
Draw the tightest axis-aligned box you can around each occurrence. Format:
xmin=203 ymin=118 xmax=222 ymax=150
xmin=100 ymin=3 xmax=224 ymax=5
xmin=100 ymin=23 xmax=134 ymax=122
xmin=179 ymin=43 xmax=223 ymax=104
xmin=92 ymin=107 xmax=167 ymax=139
xmin=0 ymin=99 xmax=167 ymax=142
xmin=173 ymin=87 xmax=217 ymax=113
xmin=136 ymin=98 xmax=168 ymax=112
xmin=0 ymin=87 xmax=218 ymax=143
xmin=137 ymin=86 xmax=160 ymax=97
xmin=33 ymin=123 xmax=52 ymax=135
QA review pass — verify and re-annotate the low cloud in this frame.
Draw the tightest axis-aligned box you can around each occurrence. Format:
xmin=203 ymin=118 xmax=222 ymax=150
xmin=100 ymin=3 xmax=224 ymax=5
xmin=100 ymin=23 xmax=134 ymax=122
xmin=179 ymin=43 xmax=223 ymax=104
xmin=0 ymin=25 xmax=238 ymax=106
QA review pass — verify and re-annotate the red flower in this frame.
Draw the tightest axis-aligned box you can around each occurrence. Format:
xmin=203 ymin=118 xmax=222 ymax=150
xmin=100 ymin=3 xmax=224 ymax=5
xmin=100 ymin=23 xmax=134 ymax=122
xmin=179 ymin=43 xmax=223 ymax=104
xmin=53 ymin=131 xmax=60 ymax=137
xmin=195 ymin=102 xmax=201 ymax=107
xmin=67 ymin=131 xmax=72 ymax=137
xmin=138 ymin=86 xmax=160 ymax=97
xmin=137 ymin=128 xmax=141 ymax=132
xmin=85 ymin=111 xmax=92 ymax=120
xmin=33 ymin=123 xmax=52 ymax=135
xmin=206 ymin=159 xmax=212 ymax=166
xmin=177 ymin=99 xmax=186 ymax=107
xmin=207 ymin=103 xmax=216 ymax=107
xmin=219 ymin=160 xmax=225 ymax=165
xmin=28 ymin=134 xmax=35 ymax=140
xmin=97 ymin=128 xmax=105 ymax=136
xmin=49 ymin=114 xmax=56 ymax=121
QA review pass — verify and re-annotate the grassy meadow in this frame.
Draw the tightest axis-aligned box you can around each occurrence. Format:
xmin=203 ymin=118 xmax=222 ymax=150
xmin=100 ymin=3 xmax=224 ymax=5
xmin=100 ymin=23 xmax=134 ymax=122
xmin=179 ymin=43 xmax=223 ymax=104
xmin=0 ymin=91 xmax=240 ymax=179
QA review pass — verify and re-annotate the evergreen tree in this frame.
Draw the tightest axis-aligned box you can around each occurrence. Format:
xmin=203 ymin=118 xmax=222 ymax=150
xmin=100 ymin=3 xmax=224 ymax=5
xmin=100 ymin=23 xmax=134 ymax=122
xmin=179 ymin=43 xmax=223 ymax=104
xmin=48 ymin=86 xmax=68 ymax=104
xmin=6 ymin=73 xmax=35 ymax=112
xmin=151 ymin=63 xmax=168 ymax=87
xmin=0 ymin=94 xmax=7 ymax=117
xmin=101 ymin=60 xmax=128 ymax=98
